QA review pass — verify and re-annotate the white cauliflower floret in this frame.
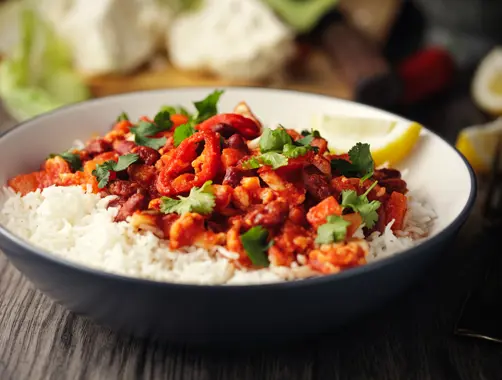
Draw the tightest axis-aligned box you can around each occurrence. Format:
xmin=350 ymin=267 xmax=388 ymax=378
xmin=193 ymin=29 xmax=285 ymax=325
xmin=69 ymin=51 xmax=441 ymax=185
xmin=168 ymin=0 xmax=295 ymax=81
xmin=37 ymin=0 xmax=174 ymax=75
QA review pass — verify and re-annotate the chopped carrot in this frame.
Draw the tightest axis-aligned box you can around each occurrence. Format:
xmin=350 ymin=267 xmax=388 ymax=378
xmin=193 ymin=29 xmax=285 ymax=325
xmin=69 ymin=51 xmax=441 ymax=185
xmin=385 ymin=191 xmax=407 ymax=231
xmin=342 ymin=213 xmax=363 ymax=238
xmin=306 ymin=196 xmax=343 ymax=228
xmin=171 ymin=114 xmax=190 ymax=127
xmin=7 ymin=172 xmax=44 ymax=195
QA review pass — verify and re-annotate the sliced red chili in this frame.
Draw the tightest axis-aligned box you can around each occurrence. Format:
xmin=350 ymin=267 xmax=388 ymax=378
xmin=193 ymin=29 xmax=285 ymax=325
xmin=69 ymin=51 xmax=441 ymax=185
xmin=156 ymin=131 xmax=221 ymax=196
xmin=196 ymin=114 xmax=261 ymax=139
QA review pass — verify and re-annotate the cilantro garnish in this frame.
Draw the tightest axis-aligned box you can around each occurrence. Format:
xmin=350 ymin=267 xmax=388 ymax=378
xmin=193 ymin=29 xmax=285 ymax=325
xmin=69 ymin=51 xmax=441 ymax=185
xmin=192 ymin=89 xmax=224 ymax=124
xmin=242 ymin=152 xmax=289 ymax=170
xmin=116 ymin=112 xmax=130 ymax=122
xmin=259 ymin=127 xmax=293 ymax=153
xmin=130 ymin=111 xmax=173 ymax=150
xmin=160 ymin=105 xmax=191 ymax=117
xmin=92 ymin=154 xmax=139 ymax=188
xmin=341 ymin=181 xmax=381 ymax=229
xmin=282 ymin=144 xmax=310 ymax=158
xmin=243 ymin=127 xmax=314 ymax=169
xmin=240 ymin=226 xmax=273 ymax=267
xmin=315 ymin=215 xmax=351 ymax=245
xmin=48 ymin=151 xmax=82 ymax=172
xmin=331 ymin=142 xmax=374 ymax=181
xmin=153 ymin=110 xmax=173 ymax=131
xmin=297 ymin=129 xmax=320 ymax=146
xmin=159 ymin=181 xmax=215 ymax=215
xmin=173 ymin=123 xmax=196 ymax=147
xmin=172 ymin=90 xmax=225 ymax=146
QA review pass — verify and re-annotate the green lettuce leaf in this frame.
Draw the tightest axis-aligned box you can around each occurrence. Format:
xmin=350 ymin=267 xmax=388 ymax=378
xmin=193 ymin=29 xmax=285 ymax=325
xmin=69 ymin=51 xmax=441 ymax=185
xmin=0 ymin=5 xmax=89 ymax=121
xmin=262 ymin=0 xmax=339 ymax=33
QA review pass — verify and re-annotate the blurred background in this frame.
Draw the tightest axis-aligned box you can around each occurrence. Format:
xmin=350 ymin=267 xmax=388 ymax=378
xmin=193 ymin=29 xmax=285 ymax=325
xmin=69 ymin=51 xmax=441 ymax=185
xmin=1 ymin=0 xmax=502 ymax=172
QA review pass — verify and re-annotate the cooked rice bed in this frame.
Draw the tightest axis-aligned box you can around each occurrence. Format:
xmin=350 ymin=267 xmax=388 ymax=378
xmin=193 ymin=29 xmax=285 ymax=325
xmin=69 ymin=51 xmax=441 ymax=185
xmin=0 ymin=185 xmax=435 ymax=285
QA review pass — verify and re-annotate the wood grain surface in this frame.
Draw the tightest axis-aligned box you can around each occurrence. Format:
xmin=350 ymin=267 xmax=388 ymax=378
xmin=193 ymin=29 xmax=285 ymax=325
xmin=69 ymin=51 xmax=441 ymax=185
xmin=1 ymin=96 xmax=502 ymax=380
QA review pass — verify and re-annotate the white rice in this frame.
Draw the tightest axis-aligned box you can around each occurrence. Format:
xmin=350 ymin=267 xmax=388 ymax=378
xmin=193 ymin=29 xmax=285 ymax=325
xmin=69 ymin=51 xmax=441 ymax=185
xmin=0 ymin=184 xmax=436 ymax=285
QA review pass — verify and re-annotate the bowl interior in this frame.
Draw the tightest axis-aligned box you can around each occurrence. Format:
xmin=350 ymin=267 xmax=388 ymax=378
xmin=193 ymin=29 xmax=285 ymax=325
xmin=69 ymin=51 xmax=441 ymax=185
xmin=0 ymin=87 xmax=472 ymax=241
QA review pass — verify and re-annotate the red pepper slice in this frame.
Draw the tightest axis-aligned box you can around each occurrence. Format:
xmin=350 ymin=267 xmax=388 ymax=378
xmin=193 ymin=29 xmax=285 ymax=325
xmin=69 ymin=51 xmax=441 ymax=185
xmin=156 ymin=131 xmax=221 ymax=196
xmin=196 ymin=114 xmax=261 ymax=139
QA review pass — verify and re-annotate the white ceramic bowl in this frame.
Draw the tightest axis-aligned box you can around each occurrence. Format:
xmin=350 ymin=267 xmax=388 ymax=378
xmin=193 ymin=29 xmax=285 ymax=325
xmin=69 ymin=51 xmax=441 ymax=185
xmin=0 ymin=88 xmax=476 ymax=344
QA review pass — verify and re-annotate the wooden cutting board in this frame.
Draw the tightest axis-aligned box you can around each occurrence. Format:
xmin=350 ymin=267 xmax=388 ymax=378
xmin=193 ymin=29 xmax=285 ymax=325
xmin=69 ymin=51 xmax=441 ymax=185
xmin=85 ymin=49 xmax=353 ymax=100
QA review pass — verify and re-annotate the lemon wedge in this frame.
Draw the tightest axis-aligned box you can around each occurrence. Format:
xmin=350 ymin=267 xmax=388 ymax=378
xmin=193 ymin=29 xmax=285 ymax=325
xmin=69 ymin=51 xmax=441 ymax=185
xmin=455 ymin=118 xmax=502 ymax=173
xmin=312 ymin=114 xmax=422 ymax=166
xmin=472 ymin=47 xmax=502 ymax=115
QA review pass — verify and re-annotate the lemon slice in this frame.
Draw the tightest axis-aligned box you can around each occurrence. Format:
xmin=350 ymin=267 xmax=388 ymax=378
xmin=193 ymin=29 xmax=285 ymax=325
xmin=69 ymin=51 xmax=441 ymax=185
xmin=312 ymin=114 xmax=422 ymax=166
xmin=455 ymin=118 xmax=502 ymax=173
xmin=472 ymin=48 xmax=502 ymax=115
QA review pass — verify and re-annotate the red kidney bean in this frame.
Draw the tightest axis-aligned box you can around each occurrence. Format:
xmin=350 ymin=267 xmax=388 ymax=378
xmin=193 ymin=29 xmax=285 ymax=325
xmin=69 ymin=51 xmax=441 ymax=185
xmin=134 ymin=146 xmax=161 ymax=166
xmin=86 ymin=139 xmax=112 ymax=156
xmin=227 ymin=134 xmax=248 ymax=151
xmin=113 ymin=140 xmax=137 ymax=155
xmin=211 ymin=123 xmax=238 ymax=138
xmin=108 ymin=180 xmax=139 ymax=198
xmin=115 ymin=193 xmax=147 ymax=222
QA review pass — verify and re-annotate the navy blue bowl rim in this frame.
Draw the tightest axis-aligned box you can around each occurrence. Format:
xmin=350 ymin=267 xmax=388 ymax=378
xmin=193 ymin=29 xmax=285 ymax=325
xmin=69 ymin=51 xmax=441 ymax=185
xmin=0 ymin=86 xmax=478 ymax=291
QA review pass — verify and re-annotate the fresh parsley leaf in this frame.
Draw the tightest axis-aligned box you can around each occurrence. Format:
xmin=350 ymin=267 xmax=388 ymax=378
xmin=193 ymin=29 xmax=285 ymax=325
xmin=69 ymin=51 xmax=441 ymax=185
xmin=92 ymin=153 xmax=139 ymax=188
xmin=341 ymin=181 xmax=381 ymax=228
xmin=297 ymin=129 xmax=320 ymax=146
xmin=260 ymin=152 xmax=288 ymax=169
xmin=282 ymin=144 xmax=309 ymax=158
xmin=130 ymin=120 xmax=168 ymax=150
xmin=48 ymin=151 xmax=82 ymax=171
xmin=114 ymin=154 xmax=140 ymax=171
xmin=242 ymin=152 xmax=288 ymax=170
xmin=173 ymin=123 xmax=196 ymax=147
xmin=135 ymin=135 xmax=167 ymax=150
xmin=259 ymin=127 xmax=293 ymax=153
xmin=242 ymin=156 xmax=262 ymax=170
xmin=315 ymin=215 xmax=351 ymax=245
xmin=349 ymin=143 xmax=374 ymax=181
xmin=159 ymin=181 xmax=215 ymax=215
xmin=331 ymin=142 xmax=374 ymax=181
xmin=242 ymin=157 xmax=263 ymax=169
xmin=193 ymin=89 xmax=224 ymax=124
xmin=154 ymin=110 xmax=173 ymax=131
xmin=301 ymin=128 xmax=321 ymax=137
xmin=160 ymin=105 xmax=191 ymax=117
xmin=116 ymin=112 xmax=129 ymax=122
xmin=240 ymin=226 xmax=273 ymax=267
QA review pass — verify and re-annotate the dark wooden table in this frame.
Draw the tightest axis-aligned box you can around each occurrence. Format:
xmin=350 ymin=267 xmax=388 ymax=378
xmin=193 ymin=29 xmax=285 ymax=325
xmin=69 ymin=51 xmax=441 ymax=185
xmin=1 ymin=89 xmax=502 ymax=380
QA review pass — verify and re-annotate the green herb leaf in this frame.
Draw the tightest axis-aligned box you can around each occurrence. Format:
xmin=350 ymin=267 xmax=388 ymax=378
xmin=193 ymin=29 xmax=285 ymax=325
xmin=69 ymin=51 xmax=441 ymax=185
xmin=259 ymin=127 xmax=293 ymax=153
xmin=160 ymin=105 xmax=191 ymax=117
xmin=242 ymin=152 xmax=289 ymax=170
xmin=193 ymin=89 xmax=224 ymax=124
xmin=297 ymin=129 xmax=320 ymax=146
xmin=92 ymin=153 xmax=139 ymax=188
xmin=240 ymin=226 xmax=273 ymax=267
xmin=134 ymin=135 xmax=167 ymax=150
xmin=130 ymin=120 xmax=168 ymax=150
xmin=114 ymin=153 xmax=140 ymax=171
xmin=159 ymin=181 xmax=215 ymax=215
xmin=260 ymin=152 xmax=289 ymax=169
xmin=153 ymin=110 xmax=173 ymax=131
xmin=242 ymin=156 xmax=262 ymax=170
xmin=48 ymin=151 xmax=82 ymax=171
xmin=116 ymin=112 xmax=129 ymax=122
xmin=315 ymin=215 xmax=351 ymax=245
xmin=331 ymin=142 xmax=374 ymax=181
xmin=173 ymin=122 xmax=196 ymax=147
xmin=341 ymin=181 xmax=381 ymax=229
xmin=282 ymin=143 xmax=310 ymax=158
